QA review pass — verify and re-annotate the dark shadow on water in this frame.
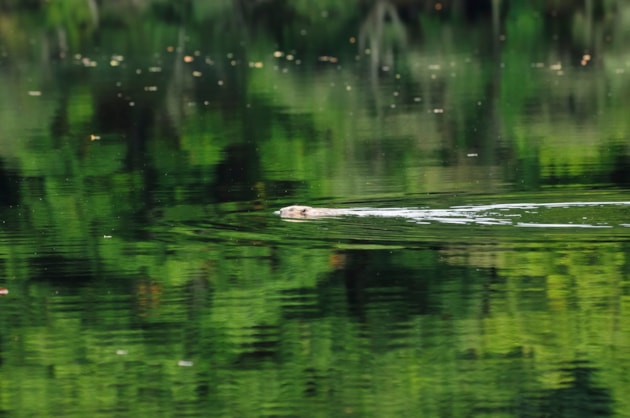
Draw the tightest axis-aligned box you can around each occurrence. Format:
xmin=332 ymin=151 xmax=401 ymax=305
xmin=0 ymin=162 xmax=19 ymax=207
xmin=517 ymin=361 xmax=612 ymax=418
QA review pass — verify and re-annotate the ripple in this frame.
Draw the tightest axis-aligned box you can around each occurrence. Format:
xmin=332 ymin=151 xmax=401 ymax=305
xmin=276 ymin=201 xmax=630 ymax=229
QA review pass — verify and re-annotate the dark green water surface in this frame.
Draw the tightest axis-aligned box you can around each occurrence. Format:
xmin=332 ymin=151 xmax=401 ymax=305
xmin=1 ymin=2 xmax=630 ymax=417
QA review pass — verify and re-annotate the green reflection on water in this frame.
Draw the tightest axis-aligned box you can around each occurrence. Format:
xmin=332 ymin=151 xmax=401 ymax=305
xmin=0 ymin=1 xmax=629 ymax=417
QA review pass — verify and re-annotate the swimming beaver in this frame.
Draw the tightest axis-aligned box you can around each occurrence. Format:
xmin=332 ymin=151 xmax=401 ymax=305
xmin=278 ymin=205 xmax=353 ymax=219
xmin=277 ymin=201 xmax=630 ymax=225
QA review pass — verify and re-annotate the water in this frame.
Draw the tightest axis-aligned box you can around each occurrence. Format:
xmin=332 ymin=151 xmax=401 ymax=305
xmin=1 ymin=2 xmax=630 ymax=417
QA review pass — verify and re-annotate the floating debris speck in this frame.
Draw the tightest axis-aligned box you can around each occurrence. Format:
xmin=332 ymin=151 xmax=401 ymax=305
xmin=81 ymin=57 xmax=97 ymax=67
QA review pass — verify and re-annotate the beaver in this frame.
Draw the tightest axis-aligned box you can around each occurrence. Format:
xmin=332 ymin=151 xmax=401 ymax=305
xmin=276 ymin=201 xmax=630 ymax=225
xmin=278 ymin=205 xmax=353 ymax=219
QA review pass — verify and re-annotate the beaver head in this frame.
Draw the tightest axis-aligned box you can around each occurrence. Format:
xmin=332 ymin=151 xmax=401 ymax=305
xmin=278 ymin=205 xmax=313 ymax=219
